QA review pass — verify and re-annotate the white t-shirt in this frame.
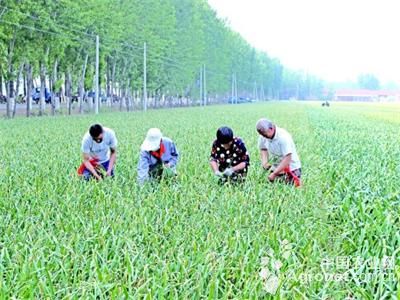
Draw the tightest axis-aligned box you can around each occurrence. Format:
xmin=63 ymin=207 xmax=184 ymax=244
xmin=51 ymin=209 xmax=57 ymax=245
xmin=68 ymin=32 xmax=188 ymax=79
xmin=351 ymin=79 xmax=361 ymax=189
xmin=258 ymin=126 xmax=301 ymax=171
xmin=81 ymin=127 xmax=118 ymax=163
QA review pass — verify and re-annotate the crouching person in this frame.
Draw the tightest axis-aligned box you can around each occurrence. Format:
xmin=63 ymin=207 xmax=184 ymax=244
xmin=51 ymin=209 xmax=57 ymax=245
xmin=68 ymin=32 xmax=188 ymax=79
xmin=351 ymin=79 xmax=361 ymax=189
xmin=137 ymin=128 xmax=179 ymax=185
xmin=210 ymin=126 xmax=250 ymax=183
xmin=256 ymin=118 xmax=302 ymax=187
xmin=79 ymin=123 xmax=117 ymax=181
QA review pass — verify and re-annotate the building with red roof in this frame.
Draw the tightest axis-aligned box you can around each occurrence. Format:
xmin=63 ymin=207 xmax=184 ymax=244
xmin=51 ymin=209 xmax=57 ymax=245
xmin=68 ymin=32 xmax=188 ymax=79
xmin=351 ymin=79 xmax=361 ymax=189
xmin=334 ymin=89 xmax=400 ymax=102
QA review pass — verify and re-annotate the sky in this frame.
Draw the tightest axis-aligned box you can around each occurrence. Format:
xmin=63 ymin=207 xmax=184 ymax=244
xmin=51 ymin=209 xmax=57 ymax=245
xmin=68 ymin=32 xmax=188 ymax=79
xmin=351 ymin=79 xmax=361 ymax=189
xmin=207 ymin=0 xmax=400 ymax=85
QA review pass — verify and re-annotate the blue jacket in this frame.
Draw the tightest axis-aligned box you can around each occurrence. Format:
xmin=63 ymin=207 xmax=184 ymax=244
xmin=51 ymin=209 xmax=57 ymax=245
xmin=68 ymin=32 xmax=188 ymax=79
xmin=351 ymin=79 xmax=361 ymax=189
xmin=137 ymin=137 xmax=179 ymax=184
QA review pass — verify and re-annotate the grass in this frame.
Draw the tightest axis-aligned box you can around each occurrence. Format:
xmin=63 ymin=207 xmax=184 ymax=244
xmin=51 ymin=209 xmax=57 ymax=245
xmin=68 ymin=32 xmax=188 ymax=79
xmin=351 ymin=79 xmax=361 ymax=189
xmin=0 ymin=101 xmax=399 ymax=298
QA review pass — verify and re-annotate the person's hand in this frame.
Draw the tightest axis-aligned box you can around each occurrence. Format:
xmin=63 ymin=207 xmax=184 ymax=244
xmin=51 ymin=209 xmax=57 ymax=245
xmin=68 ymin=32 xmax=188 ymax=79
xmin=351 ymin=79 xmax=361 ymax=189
xmin=268 ymin=172 xmax=277 ymax=182
xmin=223 ymin=168 xmax=234 ymax=176
xmin=164 ymin=162 xmax=171 ymax=168
xmin=163 ymin=166 xmax=175 ymax=177
xmin=106 ymin=170 xmax=112 ymax=177
xmin=214 ymin=170 xmax=223 ymax=177
xmin=262 ymin=162 xmax=272 ymax=170
xmin=95 ymin=174 xmax=103 ymax=181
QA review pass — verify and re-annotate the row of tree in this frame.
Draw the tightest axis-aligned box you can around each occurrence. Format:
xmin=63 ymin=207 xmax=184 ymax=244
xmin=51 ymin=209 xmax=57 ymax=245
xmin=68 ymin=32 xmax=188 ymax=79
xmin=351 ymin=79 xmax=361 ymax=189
xmin=0 ymin=0 xmax=327 ymax=118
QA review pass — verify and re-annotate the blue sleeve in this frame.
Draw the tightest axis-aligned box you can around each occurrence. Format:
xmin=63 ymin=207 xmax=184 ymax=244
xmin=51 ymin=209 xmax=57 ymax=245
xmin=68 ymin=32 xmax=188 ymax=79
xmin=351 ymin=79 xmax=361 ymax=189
xmin=168 ymin=142 xmax=179 ymax=167
xmin=137 ymin=151 xmax=150 ymax=184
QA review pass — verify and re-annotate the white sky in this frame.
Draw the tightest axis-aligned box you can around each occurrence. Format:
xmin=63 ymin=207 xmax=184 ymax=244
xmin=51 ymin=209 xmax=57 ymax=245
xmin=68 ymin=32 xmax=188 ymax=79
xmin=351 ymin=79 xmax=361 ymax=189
xmin=208 ymin=0 xmax=400 ymax=84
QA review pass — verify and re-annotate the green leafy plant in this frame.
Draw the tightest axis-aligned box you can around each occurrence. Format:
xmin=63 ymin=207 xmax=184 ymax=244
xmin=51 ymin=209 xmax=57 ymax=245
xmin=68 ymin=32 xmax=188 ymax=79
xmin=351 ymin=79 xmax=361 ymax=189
xmin=0 ymin=101 xmax=399 ymax=298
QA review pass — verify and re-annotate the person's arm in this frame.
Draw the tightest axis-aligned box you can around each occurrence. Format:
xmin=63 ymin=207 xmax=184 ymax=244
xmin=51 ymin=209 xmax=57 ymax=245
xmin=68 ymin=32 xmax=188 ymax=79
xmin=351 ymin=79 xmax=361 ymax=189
xmin=106 ymin=147 xmax=117 ymax=176
xmin=137 ymin=151 xmax=150 ymax=185
xmin=106 ymin=131 xmax=118 ymax=176
xmin=268 ymin=153 xmax=291 ymax=181
xmin=166 ymin=142 xmax=179 ymax=168
xmin=258 ymin=136 xmax=271 ymax=169
xmin=82 ymin=153 xmax=102 ymax=180
xmin=81 ymin=135 xmax=102 ymax=180
xmin=260 ymin=149 xmax=271 ymax=170
xmin=210 ymin=160 xmax=219 ymax=172
xmin=232 ymin=162 xmax=246 ymax=172
xmin=209 ymin=142 xmax=222 ymax=176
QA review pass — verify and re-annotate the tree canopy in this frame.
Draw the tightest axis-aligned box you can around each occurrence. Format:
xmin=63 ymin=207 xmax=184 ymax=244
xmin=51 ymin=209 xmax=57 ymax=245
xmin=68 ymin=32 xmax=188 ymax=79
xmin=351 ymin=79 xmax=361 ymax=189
xmin=0 ymin=0 xmax=326 ymax=117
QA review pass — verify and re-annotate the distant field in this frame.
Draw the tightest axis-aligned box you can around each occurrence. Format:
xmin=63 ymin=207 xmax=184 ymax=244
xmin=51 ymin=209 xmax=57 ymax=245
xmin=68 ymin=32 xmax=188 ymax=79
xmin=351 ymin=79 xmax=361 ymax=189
xmin=0 ymin=101 xmax=399 ymax=298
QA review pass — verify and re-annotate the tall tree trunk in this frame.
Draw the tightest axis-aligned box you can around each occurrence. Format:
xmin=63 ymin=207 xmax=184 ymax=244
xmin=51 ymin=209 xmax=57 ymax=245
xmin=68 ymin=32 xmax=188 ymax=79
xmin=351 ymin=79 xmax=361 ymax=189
xmin=89 ymin=75 xmax=95 ymax=111
xmin=127 ymin=89 xmax=131 ymax=112
xmin=181 ymin=90 xmax=184 ymax=107
xmin=111 ymin=58 xmax=116 ymax=107
xmin=126 ymin=79 xmax=131 ymax=112
xmin=25 ymin=63 xmax=32 ymax=117
xmin=39 ymin=60 xmax=46 ymax=116
xmin=57 ymin=73 xmax=63 ymax=111
xmin=0 ymin=71 xmax=3 ymax=95
xmin=51 ymin=59 xmax=58 ymax=116
xmin=118 ymin=84 xmax=122 ymax=111
xmin=6 ymin=38 xmax=15 ymax=118
xmin=79 ymin=54 xmax=89 ymax=114
xmin=66 ymin=70 xmax=72 ymax=115
xmin=23 ymin=71 xmax=26 ymax=98
xmin=106 ymin=56 xmax=111 ymax=104
xmin=6 ymin=76 xmax=14 ymax=119
xmin=12 ymin=64 xmax=24 ymax=118
xmin=119 ymin=62 xmax=127 ymax=111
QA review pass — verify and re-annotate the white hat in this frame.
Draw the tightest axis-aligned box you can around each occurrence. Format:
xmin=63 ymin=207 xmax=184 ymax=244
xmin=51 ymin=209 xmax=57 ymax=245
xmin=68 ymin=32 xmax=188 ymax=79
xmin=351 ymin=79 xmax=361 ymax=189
xmin=141 ymin=128 xmax=162 ymax=151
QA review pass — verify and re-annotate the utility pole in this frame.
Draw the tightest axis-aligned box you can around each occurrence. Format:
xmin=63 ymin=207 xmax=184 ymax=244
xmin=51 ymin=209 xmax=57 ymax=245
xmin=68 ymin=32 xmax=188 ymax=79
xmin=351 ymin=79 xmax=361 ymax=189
xmin=253 ymin=81 xmax=255 ymax=100
xmin=253 ymin=81 xmax=259 ymax=101
xmin=231 ymin=73 xmax=234 ymax=104
xmin=203 ymin=64 xmax=207 ymax=106
xmin=234 ymin=73 xmax=238 ymax=104
xmin=261 ymin=84 xmax=265 ymax=100
xmin=199 ymin=67 xmax=203 ymax=106
xmin=232 ymin=73 xmax=237 ymax=104
xmin=95 ymin=35 xmax=99 ymax=114
xmin=143 ymin=42 xmax=147 ymax=112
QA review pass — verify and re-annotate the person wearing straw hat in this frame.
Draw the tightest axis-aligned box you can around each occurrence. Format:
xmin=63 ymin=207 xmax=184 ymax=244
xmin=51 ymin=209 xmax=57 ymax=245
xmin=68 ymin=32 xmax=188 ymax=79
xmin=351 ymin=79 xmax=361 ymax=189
xmin=137 ymin=128 xmax=179 ymax=185
xmin=256 ymin=118 xmax=302 ymax=186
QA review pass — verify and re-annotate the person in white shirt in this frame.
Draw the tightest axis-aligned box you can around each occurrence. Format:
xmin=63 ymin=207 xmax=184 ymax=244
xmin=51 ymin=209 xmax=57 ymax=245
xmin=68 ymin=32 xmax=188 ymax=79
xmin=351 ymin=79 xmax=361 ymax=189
xmin=79 ymin=124 xmax=118 ymax=181
xmin=256 ymin=118 xmax=302 ymax=186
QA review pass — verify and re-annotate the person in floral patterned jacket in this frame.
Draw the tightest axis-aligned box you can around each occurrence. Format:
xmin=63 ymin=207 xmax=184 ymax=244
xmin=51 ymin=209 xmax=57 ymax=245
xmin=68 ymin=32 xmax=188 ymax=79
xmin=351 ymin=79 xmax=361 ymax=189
xmin=209 ymin=126 xmax=250 ymax=183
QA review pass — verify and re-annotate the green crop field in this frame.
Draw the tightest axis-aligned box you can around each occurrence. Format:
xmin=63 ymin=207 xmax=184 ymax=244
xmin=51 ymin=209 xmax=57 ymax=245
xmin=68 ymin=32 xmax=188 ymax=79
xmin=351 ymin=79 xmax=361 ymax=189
xmin=0 ymin=101 xmax=399 ymax=298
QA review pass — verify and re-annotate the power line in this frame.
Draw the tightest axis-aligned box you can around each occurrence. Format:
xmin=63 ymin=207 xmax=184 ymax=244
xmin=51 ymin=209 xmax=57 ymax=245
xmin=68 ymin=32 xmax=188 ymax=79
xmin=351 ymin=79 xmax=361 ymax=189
xmin=0 ymin=19 xmax=94 ymax=45
xmin=113 ymin=38 xmax=262 ymax=88
xmin=145 ymin=49 xmax=257 ymax=88
xmin=0 ymin=15 xmax=264 ymax=95
xmin=103 ymin=44 xmax=190 ymax=72
xmin=101 ymin=44 xmax=142 ymax=60
xmin=121 ymin=43 xmax=181 ymax=59
xmin=147 ymin=58 xmax=196 ymax=75
xmin=205 ymin=67 xmax=255 ymax=87
xmin=0 ymin=10 xmax=229 ymax=81
xmin=0 ymin=5 xmax=96 ymax=38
